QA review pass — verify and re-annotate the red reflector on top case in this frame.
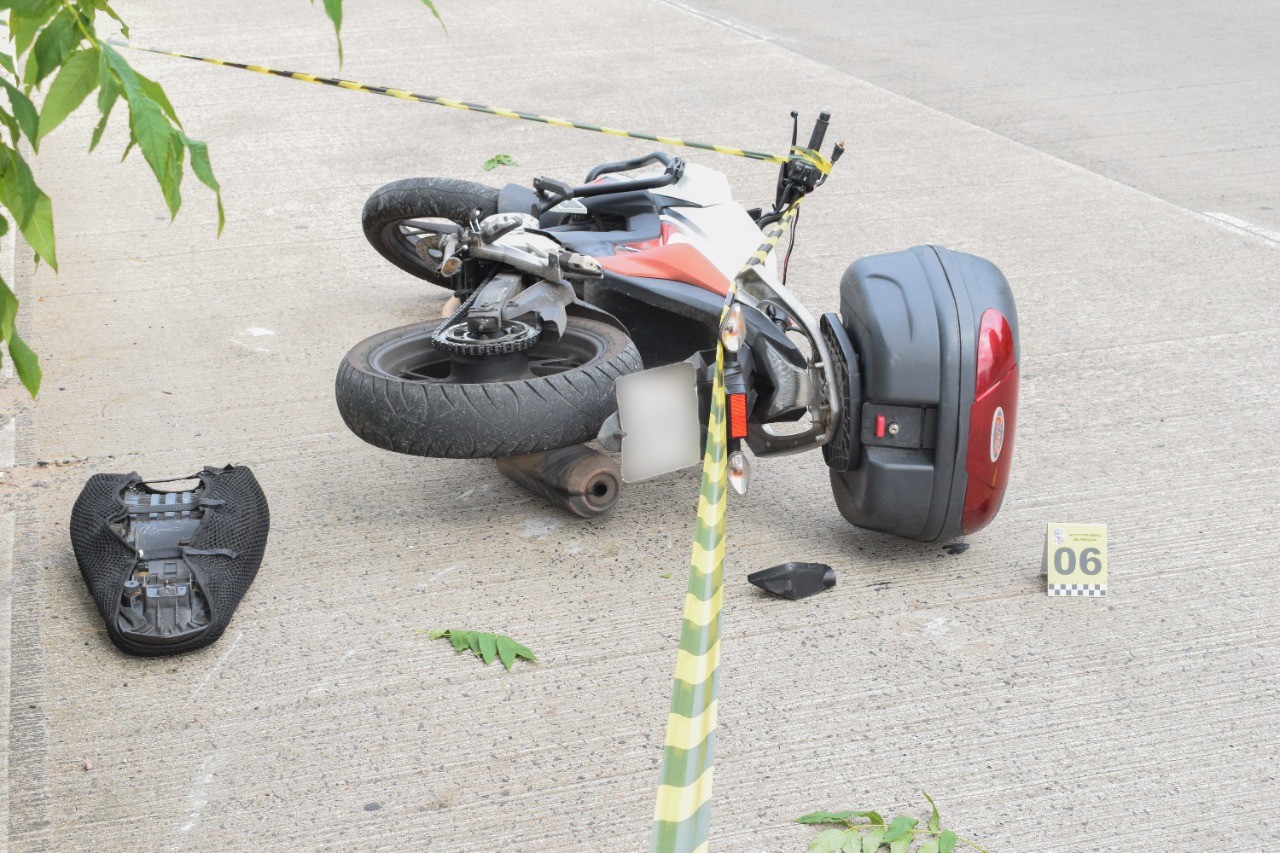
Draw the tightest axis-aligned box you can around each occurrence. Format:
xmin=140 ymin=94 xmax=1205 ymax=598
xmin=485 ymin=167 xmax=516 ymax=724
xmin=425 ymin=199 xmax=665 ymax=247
xmin=962 ymin=309 xmax=1018 ymax=535
xmin=728 ymin=393 xmax=749 ymax=439
xmin=875 ymin=414 xmax=886 ymax=438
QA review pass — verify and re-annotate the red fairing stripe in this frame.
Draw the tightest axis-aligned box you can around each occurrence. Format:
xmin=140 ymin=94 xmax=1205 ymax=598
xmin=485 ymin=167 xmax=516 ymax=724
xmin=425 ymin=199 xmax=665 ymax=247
xmin=596 ymin=243 xmax=732 ymax=296
xmin=961 ymin=310 xmax=1018 ymax=535
xmin=619 ymin=222 xmax=678 ymax=253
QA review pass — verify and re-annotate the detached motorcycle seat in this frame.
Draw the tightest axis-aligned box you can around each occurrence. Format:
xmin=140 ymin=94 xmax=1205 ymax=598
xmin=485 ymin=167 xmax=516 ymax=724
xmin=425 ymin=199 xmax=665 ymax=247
xmin=70 ymin=465 xmax=269 ymax=657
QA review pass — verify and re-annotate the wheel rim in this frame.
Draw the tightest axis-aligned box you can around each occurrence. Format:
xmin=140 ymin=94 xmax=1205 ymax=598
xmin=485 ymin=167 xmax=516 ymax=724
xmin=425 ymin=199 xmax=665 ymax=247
xmin=379 ymin=218 xmax=461 ymax=277
xmin=367 ymin=322 xmax=613 ymax=385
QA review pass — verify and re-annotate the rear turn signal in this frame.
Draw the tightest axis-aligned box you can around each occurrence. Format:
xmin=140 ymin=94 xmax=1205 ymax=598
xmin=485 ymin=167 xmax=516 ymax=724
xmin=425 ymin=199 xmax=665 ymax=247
xmin=719 ymin=303 xmax=745 ymax=353
xmin=961 ymin=309 xmax=1018 ymax=535
xmin=728 ymin=449 xmax=750 ymax=495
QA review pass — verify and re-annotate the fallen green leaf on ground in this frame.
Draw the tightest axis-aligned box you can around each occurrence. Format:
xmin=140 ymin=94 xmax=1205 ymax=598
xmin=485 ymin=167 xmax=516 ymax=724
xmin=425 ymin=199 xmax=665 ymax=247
xmin=483 ymin=153 xmax=517 ymax=171
xmin=797 ymin=792 xmax=985 ymax=852
xmin=423 ymin=629 xmax=537 ymax=670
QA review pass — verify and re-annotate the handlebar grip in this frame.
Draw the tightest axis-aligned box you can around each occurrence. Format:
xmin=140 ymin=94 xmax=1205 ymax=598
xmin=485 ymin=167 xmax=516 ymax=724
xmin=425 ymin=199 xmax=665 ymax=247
xmin=806 ymin=111 xmax=831 ymax=152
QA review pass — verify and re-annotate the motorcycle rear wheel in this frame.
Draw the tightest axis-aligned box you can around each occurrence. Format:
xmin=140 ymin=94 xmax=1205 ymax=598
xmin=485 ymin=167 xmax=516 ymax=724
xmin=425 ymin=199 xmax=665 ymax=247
xmin=335 ymin=317 xmax=641 ymax=459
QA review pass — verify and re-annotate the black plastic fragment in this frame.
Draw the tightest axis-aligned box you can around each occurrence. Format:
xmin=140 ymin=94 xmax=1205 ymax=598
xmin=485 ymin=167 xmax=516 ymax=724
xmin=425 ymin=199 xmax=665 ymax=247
xmin=748 ymin=562 xmax=836 ymax=600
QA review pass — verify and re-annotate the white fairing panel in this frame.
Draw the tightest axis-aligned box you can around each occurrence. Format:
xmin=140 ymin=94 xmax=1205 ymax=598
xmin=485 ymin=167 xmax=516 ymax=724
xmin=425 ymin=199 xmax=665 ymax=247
xmin=655 ymin=163 xmax=734 ymax=205
xmin=654 ymin=164 xmax=779 ymax=281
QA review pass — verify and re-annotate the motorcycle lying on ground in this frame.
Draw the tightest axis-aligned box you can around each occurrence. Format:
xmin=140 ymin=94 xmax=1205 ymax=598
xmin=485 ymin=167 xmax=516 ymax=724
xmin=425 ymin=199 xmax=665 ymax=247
xmin=335 ymin=112 xmax=1019 ymax=541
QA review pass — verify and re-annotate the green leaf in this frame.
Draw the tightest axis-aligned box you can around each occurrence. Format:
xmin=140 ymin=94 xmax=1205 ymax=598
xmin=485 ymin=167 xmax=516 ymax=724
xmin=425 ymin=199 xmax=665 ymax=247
xmin=89 ymin=0 xmax=129 ymax=37
xmin=859 ymin=811 xmax=885 ymax=827
xmin=919 ymin=842 xmax=940 ymax=853
xmin=882 ymin=816 xmax=917 ymax=843
xmin=162 ymin=131 xmax=185 ymax=212
xmin=127 ymin=95 xmax=182 ymax=216
xmin=0 ymin=151 xmax=57 ymax=269
xmin=0 ymin=273 xmax=40 ymax=396
xmin=482 ymin=153 xmax=516 ymax=171
xmin=888 ymin=839 xmax=908 ymax=853
xmin=0 ymin=144 xmax=38 ymax=222
xmin=36 ymin=46 xmax=100 ymax=142
xmin=923 ymin=791 xmax=941 ymax=833
xmin=797 ymin=811 xmax=857 ymax=826
xmin=808 ymin=828 xmax=853 ymax=853
xmin=4 ymin=0 xmax=59 ymax=14
xmin=29 ymin=7 xmax=80 ymax=87
xmin=8 ymin=3 xmax=59 ymax=59
xmin=7 ymin=328 xmax=40 ymax=396
xmin=431 ymin=629 xmax=535 ymax=669
xmin=478 ymin=632 xmax=498 ymax=665
xmin=2 ymin=82 xmax=40 ymax=149
xmin=427 ymin=629 xmax=449 ymax=640
xmin=1 ymin=273 xmax=16 ymax=343
xmin=0 ymin=52 xmax=15 ymax=75
xmin=0 ymin=212 xmax=8 ymax=237
xmin=319 ymin=0 xmax=344 ymax=64
xmin=861 ymin=829 xmax=885 ymax=853
xmin=938 ymin=830 xmax=957 ymax=853
xmin=90 ymin=64 xmax=120 ymax=151
xmin=496 ymin=634 xmax=517 ymax=670
xmin=100 ymin=43 xmax=144 ymax=101
xmin=20 ymin=191 xmax=56 ymax=270
xmin=418 ymin=0 xmax=446 ymax=33
xmin=137 ymin=72 xmax=180 ymax=127
xmin=0 ymin=108 xmax=20 ymax=145
xmin=510 ymin=638 xmax=536 ymax=663
xmin=181 ymin=132 xmax=224 ymax=233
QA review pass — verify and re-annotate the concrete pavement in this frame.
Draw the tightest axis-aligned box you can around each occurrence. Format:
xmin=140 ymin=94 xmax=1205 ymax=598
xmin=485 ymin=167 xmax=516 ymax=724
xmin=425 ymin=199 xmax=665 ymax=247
xmin=674 ymin=0 xmax=1280 ymax=234
xmin=3 ymin=0 xmax=1278 ymax=849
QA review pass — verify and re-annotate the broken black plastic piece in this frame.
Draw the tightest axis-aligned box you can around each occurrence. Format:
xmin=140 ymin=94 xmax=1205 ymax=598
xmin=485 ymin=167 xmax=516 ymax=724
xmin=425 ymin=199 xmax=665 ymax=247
xmin=748 ymin=562 xmax=836 ymax=600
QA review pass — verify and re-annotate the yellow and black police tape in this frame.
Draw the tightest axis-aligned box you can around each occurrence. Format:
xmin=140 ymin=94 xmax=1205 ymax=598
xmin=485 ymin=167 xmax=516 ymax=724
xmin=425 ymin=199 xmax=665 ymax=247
xmin=111 ymin=41 xmax=832 ymax=175
xmin=650 ymin=200 xmax=803 ymax=853
xmin=115 ymin=41 xmax=822 ymax=849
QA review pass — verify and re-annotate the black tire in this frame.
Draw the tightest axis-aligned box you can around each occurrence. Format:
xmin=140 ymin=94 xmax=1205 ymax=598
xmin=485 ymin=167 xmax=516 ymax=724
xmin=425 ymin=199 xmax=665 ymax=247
xmin=361 ymin=177 xmax=500 ymax=286
xmin=336 ymin=317 xmax=642 ymax=459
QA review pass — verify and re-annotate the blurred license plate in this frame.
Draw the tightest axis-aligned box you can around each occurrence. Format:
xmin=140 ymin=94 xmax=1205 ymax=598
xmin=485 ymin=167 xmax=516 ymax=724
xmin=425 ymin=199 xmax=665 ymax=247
xmin=615 ymin=362 xmax=701 ymax=483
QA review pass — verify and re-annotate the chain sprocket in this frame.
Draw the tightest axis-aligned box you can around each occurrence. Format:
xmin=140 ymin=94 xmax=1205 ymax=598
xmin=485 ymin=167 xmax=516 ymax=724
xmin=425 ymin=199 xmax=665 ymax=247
xmin=433 ymin=319 xmax=542 ymax=356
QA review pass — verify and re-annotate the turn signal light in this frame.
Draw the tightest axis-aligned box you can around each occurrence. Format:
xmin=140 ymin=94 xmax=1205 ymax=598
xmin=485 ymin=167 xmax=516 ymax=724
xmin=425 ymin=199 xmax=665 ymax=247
xmin=719 ymin=303 xmax=745 ymax=353
xmin=728 ymin=450 xmax=750 ymax=495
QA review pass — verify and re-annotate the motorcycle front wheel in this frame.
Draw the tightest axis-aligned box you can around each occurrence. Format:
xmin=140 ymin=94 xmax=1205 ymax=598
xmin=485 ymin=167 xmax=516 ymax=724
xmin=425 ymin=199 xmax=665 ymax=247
xmin=361 ymin=177 xmax=500 ymax=287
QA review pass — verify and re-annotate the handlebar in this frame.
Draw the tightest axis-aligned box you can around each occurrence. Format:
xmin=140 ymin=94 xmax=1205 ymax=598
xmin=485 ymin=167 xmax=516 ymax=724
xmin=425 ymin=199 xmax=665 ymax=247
xmin=534 ymin=152 xmax=684 ymax=214
xmin=806 ymin=111 xmax=831 ymax=152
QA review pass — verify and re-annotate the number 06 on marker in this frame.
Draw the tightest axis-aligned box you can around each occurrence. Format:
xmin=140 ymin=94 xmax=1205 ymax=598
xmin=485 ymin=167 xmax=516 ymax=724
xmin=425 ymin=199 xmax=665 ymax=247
xmin=1045 ymin=523 xmax=1108 ymax=597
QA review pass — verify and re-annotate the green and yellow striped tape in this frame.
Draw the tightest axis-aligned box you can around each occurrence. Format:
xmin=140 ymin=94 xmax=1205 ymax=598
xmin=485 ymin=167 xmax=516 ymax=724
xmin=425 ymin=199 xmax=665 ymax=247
xmin=111 ymin=42 xmax=831 ymax=175
xmin=650 ymin=200 xmax=803 ymax=853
